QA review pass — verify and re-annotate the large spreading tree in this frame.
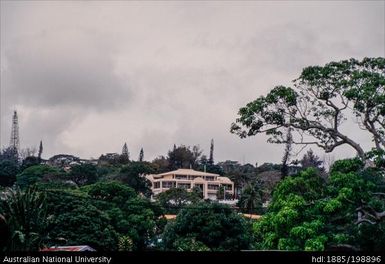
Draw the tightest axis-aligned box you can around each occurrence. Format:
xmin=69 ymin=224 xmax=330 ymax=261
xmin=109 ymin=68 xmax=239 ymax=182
xmin=231 ymin=57 xmax=385 ymax=160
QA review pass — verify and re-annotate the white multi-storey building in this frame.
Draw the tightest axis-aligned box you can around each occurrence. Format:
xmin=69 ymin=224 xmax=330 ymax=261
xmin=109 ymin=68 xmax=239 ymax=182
xmin=145 ymin=168 xmax=234 ymax=200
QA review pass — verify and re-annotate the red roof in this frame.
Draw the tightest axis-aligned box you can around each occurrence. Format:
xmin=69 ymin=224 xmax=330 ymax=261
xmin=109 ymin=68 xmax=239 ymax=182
xmin=41 ymin=245 xmax=95 ymax=252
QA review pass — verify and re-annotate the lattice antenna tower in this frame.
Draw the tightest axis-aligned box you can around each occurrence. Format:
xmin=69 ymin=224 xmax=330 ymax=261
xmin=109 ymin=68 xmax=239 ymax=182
xmin=9 ymin=110 xmax=20 ymax=153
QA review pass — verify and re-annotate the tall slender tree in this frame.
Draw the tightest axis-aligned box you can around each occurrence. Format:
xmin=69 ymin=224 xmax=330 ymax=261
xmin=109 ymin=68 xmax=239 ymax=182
xmin=121 ymin=143 xmax=130 ymax=163
xmin=138 ymin=148 xmax=144 ymax=162
xmin=281 ymin=127 xmax=293 ymax=178
xmin=209 ymin=139 xmax=214 ymax=165
xmin=37 ymin=141 xmax=43 ymax=162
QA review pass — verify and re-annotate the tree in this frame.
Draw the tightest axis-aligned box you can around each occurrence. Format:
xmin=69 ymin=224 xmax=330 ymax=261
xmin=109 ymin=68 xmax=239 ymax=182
xmin=298 ymin=149 xmax=324 ymax=171
xmin=42 ymin=189 xmax=106 ymax=248
xmin=216 ymin=186 xmax=225 ymax=200
xmin=231 ymin=57 xmax=385 ymax=160
xmin=156 ymin=187 xmax=201 ymax=213
xmin=0 ymin=160 xmax=18 ymax=187
xmin=151 ymin=156 xmax=169 ymax=173
xmin=81 ymin=181 xmax=136 ymax=205
xmin=0 ymin=147 xmax=19 ymax=164
xmin=38 ymin=141 xmax=43 ymax=162
xmin=19 ymin=147 xmax=37 ymax=160
xmin=281 ymin=127 xmax=293 ymax=178
xmin=121 ymin=143 xmax=130 ymax=163
xmin=167 ymin=145 xmax=202 ymax=170
xmin=139 ymin=148 xmax=144 ymax=162
xmin=253 ymin=161 xmax=385 ymax=251
xmin=253 ymin=168 xmax=330 ymax=251
xmin=238 ymin=184 xmax=263 ymax=215
xmin=0 ymin=214 xmax=9 ymax=251
xmin=120 ymin=197 xmax=165 ymax=250
xmin=48 ymin=203 xmax=118 ymax=250
xmin=1 ymin=186 xmax=48 ymax=251
xmin=21 ymin=156 xmax=40 ymax=171
xmin=217 ymin=161 xmax=257 ymax=198
xmin=209 ymin=139 xmax=214 ymax=165
xmin=327 ymin=159 xmax=385 ymax=250
xmin=16 ymin=165 xmax=62 ymax=188
xmin=162 ymin=202 xmax=252 ymax=251
xmin=191 ymin=186 xmax=203 ymax=199
xmin=117 ymin=162 xmax=154 ymax=196
xmin=172 ymin=237 xmax=210 ymax=251
xmin=118 ymin=235 xmax=133 ymax=251
xmin=43 ymin=185 xmax=163 ymax=251
xmin=0 ymin=147 xmax=20 ymax=187
xmin=68 ymin=163 xmax=98 ymax=186
xmin=192 ymin=146 xmax=203 ymax=167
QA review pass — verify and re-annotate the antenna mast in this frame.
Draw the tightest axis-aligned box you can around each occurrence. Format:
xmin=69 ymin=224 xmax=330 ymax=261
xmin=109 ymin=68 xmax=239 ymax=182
xmin=9 ymin=110 xmax=20 ymax=153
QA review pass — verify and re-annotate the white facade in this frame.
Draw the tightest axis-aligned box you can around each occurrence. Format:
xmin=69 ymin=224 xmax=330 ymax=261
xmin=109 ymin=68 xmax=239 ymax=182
xmin=145 ymin=169 xmax=234 ymax=200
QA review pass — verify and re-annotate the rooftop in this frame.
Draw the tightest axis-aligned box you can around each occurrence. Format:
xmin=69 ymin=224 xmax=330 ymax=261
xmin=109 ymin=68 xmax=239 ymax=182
xmin=156 ymin=168 xmax=219 ymax=177
xmin=40 ymin=245 xmax=96 ymax=252
xmin=161 ymin=213 xmax=262 ymax=220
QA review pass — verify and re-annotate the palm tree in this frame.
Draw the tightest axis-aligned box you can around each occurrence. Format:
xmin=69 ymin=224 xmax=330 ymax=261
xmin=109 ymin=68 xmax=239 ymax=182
xmin=238 ymin=184 xmax=263 ymax=215
xmin=0 ymin=213 xmax=10 ymax=251
xmin=1 ymin=186 xmax=47 ymax=251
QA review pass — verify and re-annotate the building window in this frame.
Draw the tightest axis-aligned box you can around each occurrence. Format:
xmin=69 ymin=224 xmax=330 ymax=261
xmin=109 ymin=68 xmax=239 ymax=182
xmin=177 ymin=183 xmax=191 ymax=189
xmin=205 ymin=176 xmax=215 ymax=181
xmin=162 ymin=181 xmax=175 ymax=188
xmin=154 ymin=182 xmax=160 ymax=189
xmin=175 ymin=175 xmax=187 ymax=180
xmin=208 ymin=184 xmax=219 ymax=190
xmin=222 ymin=184 xmax=232 ymax=190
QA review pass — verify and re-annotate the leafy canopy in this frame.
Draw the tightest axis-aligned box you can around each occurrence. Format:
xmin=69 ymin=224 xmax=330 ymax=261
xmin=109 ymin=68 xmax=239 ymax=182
xmin=231 ymin=57 xmax=385 ymax=159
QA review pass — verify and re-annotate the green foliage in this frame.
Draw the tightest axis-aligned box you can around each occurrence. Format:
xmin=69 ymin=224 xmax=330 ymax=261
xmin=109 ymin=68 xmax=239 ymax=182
xmin=1 ymin=187 xmax=47 ymax=251
xmin=232 ymin=57 xmax=385 ymax=159
xmin=121 ymin=143 xmax=130 ymax=164
xmin=42 ymin=181 xmax=165 ymax=251
xmin=254 ymin=161 xmax=385 ymax=251
xmin=138 ymin=148 xmax=144 ymax=162
xmin=0 ymin=147 xmax=20 ymax=187
xmin=168 ymin=145 xmax=202 ymax=170
xmin=81 ymin=181 xmax=136 ymax=205
xmin=0 ymin=214 xmax=9 ymax=251
xmin=21 ymin=156 xmax=40 ymax=171
xmin=118 ymin=235 xmax=133 ymax=251
xmin=330 ymin=158 xmax=364 ymax=174
xmin=68 ymin=163 xmax=98 ymax=186
xmin=49 ymin=203 xmax=118 ymax=250
xmin=0 ymin=160 xmax=18 ymax=187
xmin=238 ymin=183 xmax=263 ymax=214
xmin=156 ymin=187 xmax=201 ymax=214
xmin=366 ymin=149 xmax=385 ymax=168
xmin=173 ymin=237 xmax=210 ymax=251
xmin=117 ymin=162 xmax=154 ymax=196
xmin=253 ymin=169 xmax=328 ymax=250
xmin=16 ymin=165 xmax=62 ymax=188
xmin=298 ymin=149 xmax=324 ymax=172
xmin=162 ymin=202 xmax=252 ymax=251
xmin=216 ymin=186 xmax=225 ymax=200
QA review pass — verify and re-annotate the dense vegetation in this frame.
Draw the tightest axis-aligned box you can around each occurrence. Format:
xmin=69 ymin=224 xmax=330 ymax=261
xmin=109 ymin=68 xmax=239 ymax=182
xmin=1 ymin=57 xmax=384 ymax=251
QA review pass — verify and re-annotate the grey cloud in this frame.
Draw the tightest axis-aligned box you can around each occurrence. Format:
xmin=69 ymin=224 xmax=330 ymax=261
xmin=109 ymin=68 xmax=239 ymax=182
xmin=2 ymin=28 xmax=129 ymax=110
xmin=0 ymin=1 xmax=384 ymax=164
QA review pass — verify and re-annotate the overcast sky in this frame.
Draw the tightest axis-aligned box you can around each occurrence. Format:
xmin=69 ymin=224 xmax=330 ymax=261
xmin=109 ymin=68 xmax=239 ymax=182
xmin=1 ymin=1 xmax=384 ymax=165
